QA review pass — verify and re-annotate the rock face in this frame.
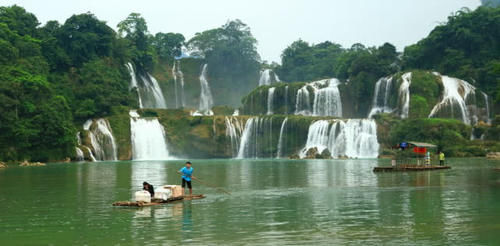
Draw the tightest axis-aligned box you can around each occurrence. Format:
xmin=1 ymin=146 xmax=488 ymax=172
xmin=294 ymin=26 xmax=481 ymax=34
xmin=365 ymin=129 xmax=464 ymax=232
xmin=0 ymin=162 xmax=6 ymax=168
xmin=486 ymin=152 xmax=500 ymax=160
xmin=19 ymin=160 xmax=46 ymax=167
xmin=303 ymin=147 xmax=333 ymax=159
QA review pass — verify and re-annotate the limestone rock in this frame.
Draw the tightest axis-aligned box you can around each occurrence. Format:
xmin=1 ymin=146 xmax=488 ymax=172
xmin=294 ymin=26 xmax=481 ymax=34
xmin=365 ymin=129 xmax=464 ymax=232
xmin=19 ymin=160 xmax=46 ymax=167
xmin=486 ymin=152 xmax=500 ymax=160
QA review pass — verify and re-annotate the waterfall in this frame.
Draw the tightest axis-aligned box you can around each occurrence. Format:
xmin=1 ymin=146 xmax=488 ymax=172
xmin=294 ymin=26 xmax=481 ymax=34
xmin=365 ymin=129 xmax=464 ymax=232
xmin=428 ymin=75 xmax=476 ymax=125
xmin=267 ymin=87 xmax=276 ymax=115
xmin=84 ymin=119 xmax=118 ymax=161
xmin=295 ymin=79 xmax=342 ymax=117
xmin=130 ymin=111 xmax=171 ymax=160
xmin=83 ymin=146 xmax=97 ymax=162
xmin=225 ymin=117 xmax=245 ymax=157
xmin=483 ymin=92 xmax=491 ymax=124
xmin=276 ymin=117 xmax=288 ymax=158
xmin=295 ymin=86 xmax=312 ymax=115
xmin=368 ymin=76 xmax=393 ymax=118
xmin=284 ymin=86 xmax=289 ymax=114
xmin=398 ymin=72 xmax=412 ymax=119
xmin=75 ymin=147 xmax=84 ymax=161
xmin=300 ymin=119 xmax=379 ymax=158
xmin=258 ymin=69 xmax=280 ymax=86
xmin=198 ymin=64 xmax=214 ymax=115
xmin=172 ymin=60 xmax=185 ymax=108
xmin=125 ymin=62 xmax=167 ymax=109
xmin=237 ymin=117 xmax=259 ymax=159
xmin=312 ymin=79 xmax=342 ymax=117
xmin=126 ymin=63 xmax=143 ymax=108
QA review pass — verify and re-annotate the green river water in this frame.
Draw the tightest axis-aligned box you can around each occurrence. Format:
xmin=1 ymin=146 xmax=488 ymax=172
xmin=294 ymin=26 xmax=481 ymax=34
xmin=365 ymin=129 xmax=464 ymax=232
xmin=0 ymin=158 xmax=499 ymax=245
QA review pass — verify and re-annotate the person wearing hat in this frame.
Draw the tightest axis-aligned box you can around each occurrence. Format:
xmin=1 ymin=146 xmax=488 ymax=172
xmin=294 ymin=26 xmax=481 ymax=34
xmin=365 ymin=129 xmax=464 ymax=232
xmin=178 ymin=161 xmax=195 ymax=196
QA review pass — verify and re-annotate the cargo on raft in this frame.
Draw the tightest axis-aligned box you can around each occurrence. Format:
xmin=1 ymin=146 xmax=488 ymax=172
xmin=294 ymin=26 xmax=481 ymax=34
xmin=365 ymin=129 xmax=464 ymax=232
xmin=112 ymin=195 xmax=205 ymax=207
xmin=112 ymin=184 xmax=205 ymax=207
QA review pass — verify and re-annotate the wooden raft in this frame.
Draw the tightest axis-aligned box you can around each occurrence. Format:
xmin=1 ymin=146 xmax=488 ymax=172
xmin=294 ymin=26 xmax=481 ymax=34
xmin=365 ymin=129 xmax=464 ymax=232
xmin=373 ymin=165 xmax=451 ymax=172
xmin=112 ymin=195 xmax=205 ymax=207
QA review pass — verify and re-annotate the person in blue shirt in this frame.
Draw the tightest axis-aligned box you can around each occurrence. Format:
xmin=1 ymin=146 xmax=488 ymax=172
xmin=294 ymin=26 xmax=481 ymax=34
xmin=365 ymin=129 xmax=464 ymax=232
xmin=178 ymin=161 xmax=195 ymax=196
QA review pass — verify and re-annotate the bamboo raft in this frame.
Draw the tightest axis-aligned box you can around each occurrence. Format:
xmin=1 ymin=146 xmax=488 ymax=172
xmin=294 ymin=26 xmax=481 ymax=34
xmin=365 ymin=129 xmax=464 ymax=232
xmin=112 ymin=194 xmax=205 ymax=207
xmin=373 ymin=165 xmax=451 ymax=172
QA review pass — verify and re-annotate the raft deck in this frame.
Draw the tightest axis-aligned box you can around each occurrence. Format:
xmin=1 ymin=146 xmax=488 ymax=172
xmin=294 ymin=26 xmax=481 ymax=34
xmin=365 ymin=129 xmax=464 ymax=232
xmin=112 ymin=195 xmax=205 ymax=207
xmin=373 ymin=165 xmax=451 ymax=172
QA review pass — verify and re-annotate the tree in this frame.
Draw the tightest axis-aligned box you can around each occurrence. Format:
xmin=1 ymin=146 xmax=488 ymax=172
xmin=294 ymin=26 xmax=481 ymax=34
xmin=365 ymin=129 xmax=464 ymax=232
xmin=117 ymin=13 xmax=153 ymax=70
xmin=58 ymin=13 xmax=115 ymax=66
xmin=152 ymin=32 xmax=185 ymax=59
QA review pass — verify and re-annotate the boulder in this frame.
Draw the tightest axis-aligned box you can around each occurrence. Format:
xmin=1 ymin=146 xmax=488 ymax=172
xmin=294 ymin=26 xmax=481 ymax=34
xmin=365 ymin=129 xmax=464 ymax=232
xmin=289 ymin=154 xmax=300 ymax=159
xmin=486 ymin=152 xmax=500 ymax=160
xmin=304 ymin=147 xmax=319 ymax=159
xmin=19 ymin=160 xmax=46 ymax=167
xmin=318 ymin=149 xmax=332 ymax=159
xmin=0 ymin=162 xmax=6 ymax=168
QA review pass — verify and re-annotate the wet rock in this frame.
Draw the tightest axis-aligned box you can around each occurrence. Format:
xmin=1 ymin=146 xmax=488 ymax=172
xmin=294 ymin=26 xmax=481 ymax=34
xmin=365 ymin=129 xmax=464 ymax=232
xmin=304 ymin=147 xmax=319 ymax=159
xmin=289 ymin=154 xmax=300 ymax=159
xmin=19 ymin=160 xmax=46 ymax=167
xmin=486 ymin=152 xmax=500 ymax=160
xmin=318 ymin=149 xmax=332 ymax=159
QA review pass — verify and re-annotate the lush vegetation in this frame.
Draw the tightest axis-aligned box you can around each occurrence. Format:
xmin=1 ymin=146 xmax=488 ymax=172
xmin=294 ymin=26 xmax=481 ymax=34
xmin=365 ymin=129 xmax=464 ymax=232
xmin=403 ymin=7 xmax=500 ymax=109
xmin=187 ymin=20 xmax=261 ymax=106
xmin=0 ymin=4 xmax=499 ymax=161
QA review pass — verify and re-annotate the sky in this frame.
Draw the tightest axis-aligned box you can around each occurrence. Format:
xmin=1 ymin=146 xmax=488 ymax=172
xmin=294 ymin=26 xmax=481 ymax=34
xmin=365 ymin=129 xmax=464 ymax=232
xmin=1 ymin=0 xmax=482 ymax=63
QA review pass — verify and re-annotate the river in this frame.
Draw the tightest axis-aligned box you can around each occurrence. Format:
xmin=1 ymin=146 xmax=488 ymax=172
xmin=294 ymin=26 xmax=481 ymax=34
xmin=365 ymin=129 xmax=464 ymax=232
xmin=0 ymin=159 xmax=499 ymax=245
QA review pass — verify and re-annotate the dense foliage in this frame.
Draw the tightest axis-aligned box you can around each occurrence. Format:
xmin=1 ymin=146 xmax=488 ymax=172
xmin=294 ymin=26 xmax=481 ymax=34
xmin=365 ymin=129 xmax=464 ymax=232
xmin=403 ymin=7 xmax=500 ymax=108
xmin=187 ymin=20 xmax=261 ymax=106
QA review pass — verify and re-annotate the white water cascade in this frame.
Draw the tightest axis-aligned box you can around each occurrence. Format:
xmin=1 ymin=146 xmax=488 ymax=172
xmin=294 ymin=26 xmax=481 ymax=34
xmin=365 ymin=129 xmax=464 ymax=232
xmin=237 ymin=117 xmax=274 ymax=159
xmin=130 ymin=110 xmax=171 ymax=160
xmin=75 ymin=147 xmax=84 ymax=161
xmin=258 ymin=69 xmax=280 ymax=86
xmin=482 ymin=92 xmax=491 ymax=124
xmin=299 ymin=119 xmax=379 ymax=159
xmin=428 ymin=75 xmax=477 ymax=125
xmin=197 ymin=64 xmax=214 ymax=115
xmin=225 ymin=117 xmax=245 ymax=157
xmin=368 ymin=76 xmax=393 ymax=118
xmin=267 ymin=87 xmax=276 ymax=115
xmin=126 ymin=62 xmax=167 ymax=109
xmin=398 ymin=72 xmax=412 ymax=119
xmin=84 ymin=119 xmax=118 ymax=161
xmin=172 ymin=60 xmax=185 ymax=108
xmin=276 ymin=117 xmax=288 ymax=158
xmin=295 ymin=79 xmax=343 ymax=117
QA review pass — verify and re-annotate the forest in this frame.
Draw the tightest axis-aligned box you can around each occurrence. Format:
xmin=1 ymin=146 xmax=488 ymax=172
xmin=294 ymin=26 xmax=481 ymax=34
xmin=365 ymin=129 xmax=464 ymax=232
xmin=0 ymin=4 xmax=499 ymax=161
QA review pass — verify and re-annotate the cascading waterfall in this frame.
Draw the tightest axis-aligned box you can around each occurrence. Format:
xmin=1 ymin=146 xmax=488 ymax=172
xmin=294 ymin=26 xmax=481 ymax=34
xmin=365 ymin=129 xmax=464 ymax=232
xmin=284 ymin=86 xmax=289 ymax=114
xmin=172 ymin=60 xmax=185 ymax=108
xmin=295 ymin=79 xmax=342 ymax=117
xmin=299 ymin=119 xmax=379 ymax=158
xmin=130 ymin=110 xmax=171 ymax=160
xmin=125 ymin=62 xmax=167 ymax=109
xmin=428 ymin=75 xmax=476 ymax=125
xmin=83 ymin=146 xmax=97 ymax=162
xmin=126 ymin=63 xmax=143 ymax=109
xmin=258 ymin=69 xmax=280 ymax=86
xmin=84 ymin=119 xmax=118 ymax=161
xmin=276 ymin=117 xmax=288 ymax=158
xmin=482 ymin=92 xmax=491 ymax=124
xmin=295 ymin=86 xmax=312 ymax=115
xmin=267 ymin=87 xmax=276 ymax=115
xmin=312 ymin=79 xmax=342 ymax=117
xmin=237 ymin=117 xmax=274 ymax=159
xmin=368 ymin=76 xmax=393 ymax=118
xmin=398 ymin=72 xmax=412 ymax=119
xmin=225 ymin=117 xmax=245 ymax=157
xmin=197 ymin=64 xmax=214 ymax=115
xmin=75 ymin=147 xmax=84 ymax=161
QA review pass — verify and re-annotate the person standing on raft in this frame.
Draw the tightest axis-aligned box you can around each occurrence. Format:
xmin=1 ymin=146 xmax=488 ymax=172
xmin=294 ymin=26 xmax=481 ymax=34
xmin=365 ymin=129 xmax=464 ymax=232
xmin=439 ymin=152 xmax=445 ymax=166
xmin=178 ymin=161 xmax=195 ymax=196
